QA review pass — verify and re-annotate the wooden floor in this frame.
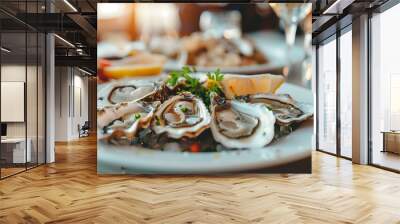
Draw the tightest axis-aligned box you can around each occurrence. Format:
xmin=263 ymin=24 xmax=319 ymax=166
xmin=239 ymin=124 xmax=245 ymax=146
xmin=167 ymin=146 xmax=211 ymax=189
xmin=1 ymin=167 xmax=26 ymax=178
xmin=373 ymin=150 xmax=400 ymax=171
xmin=1 ymin=136 xmax=400 ymax=224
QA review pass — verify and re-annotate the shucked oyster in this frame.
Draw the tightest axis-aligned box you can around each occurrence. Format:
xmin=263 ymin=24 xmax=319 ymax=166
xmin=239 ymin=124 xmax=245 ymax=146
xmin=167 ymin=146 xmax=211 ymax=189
xmin=98 ymin=101 xmax=160 ymax=141
xmin=98 ymin=79 xmax=158 ymax=107
xmin=246 ymin=93 xmax=313 ymax=125
xmin=210 ymin=95 xmax=275 ymax=149
xmin=152 ymin=92 xmax=211 ymax=139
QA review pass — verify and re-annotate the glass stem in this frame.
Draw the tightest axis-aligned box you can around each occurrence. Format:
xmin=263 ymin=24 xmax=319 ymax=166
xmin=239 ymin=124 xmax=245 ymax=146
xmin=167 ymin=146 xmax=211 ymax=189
xmin=284 ymin=23 xmax=297 ymax=76
xmin=285 ymin=23 xmax=297 ymax=48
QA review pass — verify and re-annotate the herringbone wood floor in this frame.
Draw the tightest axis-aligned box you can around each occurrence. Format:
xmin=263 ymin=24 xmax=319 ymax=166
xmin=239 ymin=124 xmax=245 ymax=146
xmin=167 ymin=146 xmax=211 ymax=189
xmin=1 ymin=135 xmax=400 ymax=224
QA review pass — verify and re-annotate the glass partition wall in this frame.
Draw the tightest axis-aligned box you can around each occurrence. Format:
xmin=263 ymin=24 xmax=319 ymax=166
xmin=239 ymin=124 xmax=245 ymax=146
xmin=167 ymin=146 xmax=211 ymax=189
xmin=0 ymin=2 xmax=46 ymax=179
xmin=315 ymin=27 xmax=353 ymax=159
xmin=317 ymin=36 xmax=337 ymax=155
xmin=339 ymin=28 xmax=352 ymax=159
xmin=316 ymin=0 xmax=400 ymax=172
xmin=370 ymin=3 xmax=400 ymax=171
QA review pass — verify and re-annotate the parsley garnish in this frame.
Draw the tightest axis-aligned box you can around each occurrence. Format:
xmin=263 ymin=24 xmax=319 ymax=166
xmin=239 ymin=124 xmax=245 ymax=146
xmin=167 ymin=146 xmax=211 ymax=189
xmin=179 ymin=105 xmax=189 ymax=113
xmin=134 ymin=113 xmax=141 ymax=120
xmin=155 ymin=116 xmax=161 ymax=125
xmin=206 ymin=69 xmax=224 ymax=82
xmin=166 ymin=67 xmax=224 ymax=108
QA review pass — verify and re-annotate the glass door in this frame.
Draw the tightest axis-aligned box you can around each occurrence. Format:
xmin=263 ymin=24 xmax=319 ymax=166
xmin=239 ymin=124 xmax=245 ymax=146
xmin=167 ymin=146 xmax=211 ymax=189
xmin=317 ymin=36 xmax=337 ymax=154
xmin=339 ymin=28 xmax=352 ymax=159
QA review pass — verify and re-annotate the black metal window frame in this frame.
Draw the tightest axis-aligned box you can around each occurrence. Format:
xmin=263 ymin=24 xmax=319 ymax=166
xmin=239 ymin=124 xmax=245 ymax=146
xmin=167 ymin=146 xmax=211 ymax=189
xmin=0 ymin=0 xmax=48 ymax=180
xmin=314 ymin=22 xmax=352 ymax=161
xmin=315 ymin=0 xmax=400 ymax=173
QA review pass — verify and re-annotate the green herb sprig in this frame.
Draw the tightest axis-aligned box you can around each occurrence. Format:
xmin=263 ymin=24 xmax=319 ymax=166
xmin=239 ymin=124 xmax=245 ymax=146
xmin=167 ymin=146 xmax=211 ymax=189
xmin=166 ymin=67 xmax=224 ymax=108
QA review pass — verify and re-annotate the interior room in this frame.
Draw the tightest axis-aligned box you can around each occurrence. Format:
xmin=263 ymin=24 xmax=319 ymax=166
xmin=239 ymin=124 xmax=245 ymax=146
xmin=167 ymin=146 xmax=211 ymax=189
xmin=0 ymin=12 xmax=46 ymax=178
xmin=0 ymin=0 xmax=97 ymax=179
xmin=0 ymin=0 xmax=400 ymax=223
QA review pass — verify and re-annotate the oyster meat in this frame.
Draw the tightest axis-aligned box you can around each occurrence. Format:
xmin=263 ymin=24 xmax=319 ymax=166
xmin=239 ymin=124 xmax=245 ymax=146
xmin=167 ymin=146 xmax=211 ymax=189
xmin=98 ymin=101 xmax=159 ymax=141
xmin=152 ymin=92 xmax=211 ymax=139
xmin=247 ymin=93 xmax=313 ymax=125
xmin=210 ymin=95 xmax=275 ymax=149
xmin=98 ymin=79 xmax=158 ymax=107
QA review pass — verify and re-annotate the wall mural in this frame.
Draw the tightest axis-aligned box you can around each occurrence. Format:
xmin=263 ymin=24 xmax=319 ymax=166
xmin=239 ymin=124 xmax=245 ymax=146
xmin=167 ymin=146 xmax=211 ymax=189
xmin=96 ymin=3 xmax=313 ymax=174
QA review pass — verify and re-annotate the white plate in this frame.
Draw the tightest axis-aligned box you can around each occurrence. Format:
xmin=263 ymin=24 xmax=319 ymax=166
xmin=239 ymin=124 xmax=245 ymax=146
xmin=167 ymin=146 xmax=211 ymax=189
xmin=97 ymin=32 xmax=306 ymax=75
xmin=97 ymin=82 xmax=313 ymax=174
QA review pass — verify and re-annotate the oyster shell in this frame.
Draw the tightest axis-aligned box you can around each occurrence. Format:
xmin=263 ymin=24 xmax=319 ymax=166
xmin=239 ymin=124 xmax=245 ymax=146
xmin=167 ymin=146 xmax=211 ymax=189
xmin=98 ymin=101 xmax=160 ymax=141
xmin=152 ymin=92 xmax=211 ymax=139
xmin=98 ymin=79 xmax=158 ymax=107
xmin=246 ymin=93 xmax=313 ymax=125
xmin=210 ymin=95 xmax=275 ymax=149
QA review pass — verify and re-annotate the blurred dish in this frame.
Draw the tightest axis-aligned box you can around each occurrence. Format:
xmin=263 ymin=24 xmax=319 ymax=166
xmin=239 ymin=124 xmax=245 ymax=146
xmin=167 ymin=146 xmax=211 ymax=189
xmin=181 ymin=32 xmax=267 ymax=67
xmin=97 ymin=31 xmax=305 ymax=75
xmin=166 ymin=31 xmax=305 ymax=74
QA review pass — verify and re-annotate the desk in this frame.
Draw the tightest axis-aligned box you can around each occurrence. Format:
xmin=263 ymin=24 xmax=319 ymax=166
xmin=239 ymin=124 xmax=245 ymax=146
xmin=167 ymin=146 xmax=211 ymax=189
xmin=1 ymin=138 xmax=31 ymax=163
xmin=381 ymin=131 xmax=400 ymax=154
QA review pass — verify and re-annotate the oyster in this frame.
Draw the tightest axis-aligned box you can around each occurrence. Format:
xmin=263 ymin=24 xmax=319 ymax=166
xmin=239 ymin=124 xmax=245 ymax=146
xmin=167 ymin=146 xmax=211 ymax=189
xmin=210 ymin=95 xmax=275 ymax=149
xmin=98 ymin=101 xmax=160 ymax=141
xmin=152 ymin=92 xmax=211 ymax=139
xmin=246 ymin=93 xmax=313 ymax=125
xmin=98 ymin=79 xmax=158 ymax=107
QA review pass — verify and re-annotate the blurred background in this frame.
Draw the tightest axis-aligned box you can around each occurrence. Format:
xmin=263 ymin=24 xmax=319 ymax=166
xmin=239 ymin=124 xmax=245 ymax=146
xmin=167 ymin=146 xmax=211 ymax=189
xmin=97 ymin=3 xmax=312 ymax=88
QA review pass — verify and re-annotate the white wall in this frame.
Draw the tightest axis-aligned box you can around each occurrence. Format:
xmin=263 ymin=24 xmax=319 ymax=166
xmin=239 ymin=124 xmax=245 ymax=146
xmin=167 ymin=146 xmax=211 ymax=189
xmin=54 ymin=67 xmax=89 ymax=141
xmin=1 ymin=65 xmax=34 ymax=138
xmin=55 ymin=67 xmax=69 ymax=141
xmin=1 ymin=64 xmax=46 ymax=164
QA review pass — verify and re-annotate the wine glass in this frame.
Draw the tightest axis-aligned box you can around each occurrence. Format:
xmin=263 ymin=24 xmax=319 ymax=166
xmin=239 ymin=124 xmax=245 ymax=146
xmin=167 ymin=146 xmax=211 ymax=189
xmin=300 ymin=11 xmax=313 ymax=88
xmin=269 ymin=3 xmax=312 ymax=74
xmin=199 ymin=10 xmax=242 ymax=39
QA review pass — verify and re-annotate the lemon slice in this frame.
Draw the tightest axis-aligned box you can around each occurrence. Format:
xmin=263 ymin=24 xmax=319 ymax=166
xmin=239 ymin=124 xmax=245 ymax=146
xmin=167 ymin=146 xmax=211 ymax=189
xmin=104 ymin=64 xmax=163 ymax=79
xmin=220 ymin=74 xmax=285 ymax=99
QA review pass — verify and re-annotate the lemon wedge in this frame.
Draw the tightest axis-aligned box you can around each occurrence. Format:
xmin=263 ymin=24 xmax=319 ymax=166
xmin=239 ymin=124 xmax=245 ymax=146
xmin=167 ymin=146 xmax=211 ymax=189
xmin=103 ymin=52 xmax=166 ymax=79
xmin=104 ymin=64 xmax=163 ymax=79
xmin=220 ymin=74 xmax=285 ymax=99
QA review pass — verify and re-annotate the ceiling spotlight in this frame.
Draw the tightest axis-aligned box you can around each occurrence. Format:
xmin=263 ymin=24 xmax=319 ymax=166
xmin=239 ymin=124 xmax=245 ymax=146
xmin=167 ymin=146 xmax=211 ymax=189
xmin=76 ymin=48 xmax=85 ymax=55
xmin=1 ymin=47 xmax=11 ymax=53
xmin=54 ymin=34 xmax=75 ymax=48
xmin=322 ymin=0 xmax=354 ymax=15
xmin=63 ymin=0 xmax=78 ymax=12
xmin=78 ymin=67 xmax=93 ymax=76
